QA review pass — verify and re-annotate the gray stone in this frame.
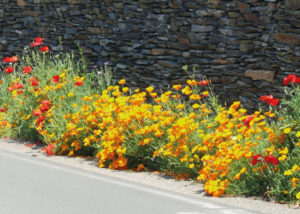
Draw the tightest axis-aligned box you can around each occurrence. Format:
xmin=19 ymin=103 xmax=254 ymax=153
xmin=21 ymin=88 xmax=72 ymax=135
xmin=157 ymin=60 xmax=180 ymax=68
xmin=191 ymin=25 xmax=215 ymax=32
xmin=240 ymin=43 xmax=254 ymax=52
xmin=285 ymin=0 xmax=300 ymax=10
xmin=135 ymin=59 xmax=151 ymax=65
xmin=236 ymin=80 xmax=250 ymax=88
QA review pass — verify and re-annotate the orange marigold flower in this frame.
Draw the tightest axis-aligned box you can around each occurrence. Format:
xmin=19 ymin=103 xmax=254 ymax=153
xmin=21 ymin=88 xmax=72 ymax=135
xmin=119 ymin=79 xmax=126 ymax=85
xmin=187 ymin=79 xmax=198 ymax=86
xmin=138 ymin=138 xmax=152 ymax=146
xmin=122 ymin=87 xmax=129 ymax=93
xmin=146 ymin=86 xmax=154 ymax=93
xmin=137 ymin=164 xmax=146 ymax=172
xmin=173 ymin=84 xmax=181 ymax=90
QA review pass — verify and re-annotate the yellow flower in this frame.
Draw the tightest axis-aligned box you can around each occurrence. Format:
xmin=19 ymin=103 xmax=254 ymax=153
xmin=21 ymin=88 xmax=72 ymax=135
xmin=48 ymin=133 xmax=55 ymax=139
xmin=265 ymin=146 xmax=275 ymax=154
xmin=290 ymin=178 xmax=299 ymax=187
xmin=180 ymin=155 xmax=188 ymax=163
xmin=150 ymin=92 xmax=157 ymax=98
xmin=240 ymin=167 xmax=247 ymax=174
xmin=296 ymin=191 xmax=300 ymax=199
xmin=284 ymin=127 xmax=291 ymax=134
xmin=189 ymin=94 xmax=201 ymax=100
xmin=68 ymin=92 xmax=74 ymax=98
xmin=172 ymin=84 xmax=181 ymax=90
xmin=177 ymin=104 xmax=185 ymax=110
xmin=122 ymin=87 xmax=129 ymax=93
xmin=296 ymin=131 xmax=300 ymax=137
xmin=68 ymin=150 xmax=74 ymax=156
xmin=202 ymin=91 xmax=209 ymax=97
xmin=138 ymin=138 xmax=152 ymax=146
xmin=265 ymin=111 xmax=275 ymax=118
xmin=118 ymin=79 xmax=126 ymax=85
xmin=234 ymin=173 xmax=241 ymax=180
xmin=72 ymin=103 xmax=77 ymax=108
xmin=181 ymin=86 xmax=192 ymax=95
xmin=278 ymin=155 xmax=287 ymax=162
xmin=146 ymin=86 xmax=154 ymax=93
xmin=25 ymin=114 xmax=31 ymax=120
xmin=292 ymin=164 xmax=300 ymax=172
xmin=187 ymin=79 xmax=198 ymax=86
xmin=278 ymin=147 xmax=288 ymax=155
xmin=188 ymin=163 xmax=195 ymax=169
xmin=192 ymin=104 xmax=200 ymax=109
xmin=284 ymin=170 xmax=292 ymax=176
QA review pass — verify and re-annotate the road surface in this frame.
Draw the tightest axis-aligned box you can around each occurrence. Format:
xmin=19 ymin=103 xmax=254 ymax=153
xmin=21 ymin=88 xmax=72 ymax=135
xmin=0 ymin=149 xmax=259 ymax=214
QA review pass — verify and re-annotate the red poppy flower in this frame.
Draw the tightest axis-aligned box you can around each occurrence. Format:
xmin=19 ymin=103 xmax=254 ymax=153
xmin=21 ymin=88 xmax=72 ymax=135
xmin=40 ymin=46 xmax=49 ymax=52
xmin=17 ymin=90 xmax=23 ymax=95
xmin=50 ymin=75 xmax=60 ymax=84
xmin=10 ymin=56 xmax=18 ymax=63
xmin=13 ymin=82 xmax=23 ymax=89
xmin=31 ymin=42 xmax=42 ymax=47
xmin=250 ymin=154 xmax=263 ymax=166
xmin=264 ymin=155 xmax=279 ymax=166
xmin=28 ymin=77 xmax=39 ymax=86
xmin=242 ymin=115 xmax=254 ymax=128
xmin=35 ymin=37 xmax=44 ymax=43
xmin=44 ymin=143 xmax=55 ymax=156
xmin=36 ymin=116 xmax=46 ymax=124
xmin=7 ymin=87 xmax=13 ymax=92
xmin=23 ymin=66 xmax=32 ymax=74
xmin=0 ymin=108 xmax=8 ymax=112
xmin=283 ymin=74 xmax=297 ymax=86
xmin=4 ymin=67 xmax=14 ymax=73
xmin=33 ymin=109 xmax=42 ymax=117
xmin=266 ymin=98 xmax=279 ymax=106
xmin=294 ymin=77 xmax=300 ymax=84
xmin=258 ymin=95 xmax=279 ymax=106
xmin=2 ymin=57 xmax=11 ymax=63
xmin=31 ymin=80 xmax=38 ymax=86
xmin=41 ymin=99 xmax=52 ymax=106
xmin=199 ymin=80 xmax=210 ymax=86
xmin=74 ymin=81 xmax=83 ymax=86
xmin=40 ymin=105 xmax=50 ymax=113
xmin=2 ymin=56 xmax=18 ymax=63
xmin=259 ymin=95 xmax=273 ymax=102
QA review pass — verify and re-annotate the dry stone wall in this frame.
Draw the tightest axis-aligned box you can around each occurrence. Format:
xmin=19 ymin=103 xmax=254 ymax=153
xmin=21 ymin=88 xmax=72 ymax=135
xmin=1 ymin=0 xmax=300 ymax=108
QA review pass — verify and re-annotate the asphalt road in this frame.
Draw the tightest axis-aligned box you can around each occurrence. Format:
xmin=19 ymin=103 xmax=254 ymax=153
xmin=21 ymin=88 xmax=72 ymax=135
xmin=0 ymin=150 xmax=260 ymax=214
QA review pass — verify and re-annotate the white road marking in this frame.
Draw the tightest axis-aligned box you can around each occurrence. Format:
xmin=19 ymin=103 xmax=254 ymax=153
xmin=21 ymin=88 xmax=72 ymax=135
xmin=0 ymin=150 xmax=223 ymax=209
xmin=221 ymin=209 xmax=256 ymax=214
xmin=177 ymin=210 xmax=256 ymax=214
xmin=177 ymin=212 xmax=203 ymax=214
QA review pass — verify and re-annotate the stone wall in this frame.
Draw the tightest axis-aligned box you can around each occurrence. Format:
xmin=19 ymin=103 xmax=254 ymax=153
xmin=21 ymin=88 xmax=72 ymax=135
xmin=1 ymin=0 xmax=300 ymax=108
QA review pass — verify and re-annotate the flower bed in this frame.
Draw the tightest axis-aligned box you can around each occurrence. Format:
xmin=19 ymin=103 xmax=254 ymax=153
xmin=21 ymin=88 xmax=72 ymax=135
xmin=0 ymin=38 xmax=299 ymax=204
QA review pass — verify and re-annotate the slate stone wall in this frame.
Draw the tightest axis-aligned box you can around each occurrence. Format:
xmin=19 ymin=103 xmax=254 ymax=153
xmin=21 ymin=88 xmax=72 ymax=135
xmin=1 ymin=0 xmax=300 ymax=108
